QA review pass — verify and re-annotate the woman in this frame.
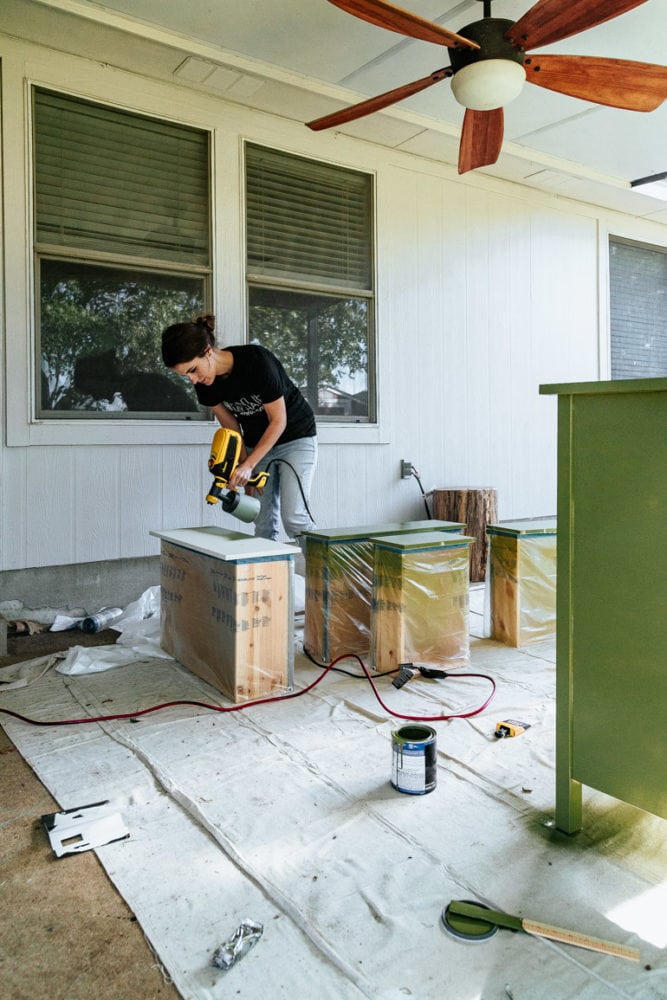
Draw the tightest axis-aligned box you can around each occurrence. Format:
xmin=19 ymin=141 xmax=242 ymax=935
xmin=161 ymin=315 xmax=317 ymax=546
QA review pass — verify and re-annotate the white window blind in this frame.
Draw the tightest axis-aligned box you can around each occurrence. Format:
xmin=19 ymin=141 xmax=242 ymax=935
xmin=34 ymin=89 xmax=210 ymax=266
xmin=610 ymin=239 xmax=667 ymax=379
xmin=246 ymin=144 xmax=372 ymax=290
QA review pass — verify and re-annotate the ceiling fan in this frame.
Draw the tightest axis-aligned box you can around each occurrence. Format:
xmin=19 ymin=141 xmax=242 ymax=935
xmin=306 ymin=0 xmax=667 ymax=174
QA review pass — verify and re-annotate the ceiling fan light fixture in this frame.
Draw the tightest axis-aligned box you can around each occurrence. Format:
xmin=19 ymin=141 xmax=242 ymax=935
xmin=451 ymin=59 xmax=526 ymax=111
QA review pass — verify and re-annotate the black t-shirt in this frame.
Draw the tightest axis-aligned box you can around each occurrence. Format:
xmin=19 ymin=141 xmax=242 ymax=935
xmin=195 ymin=344 xmax=316 ymax=447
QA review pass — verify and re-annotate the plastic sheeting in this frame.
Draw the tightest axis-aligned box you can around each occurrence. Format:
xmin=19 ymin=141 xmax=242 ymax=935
xmin=303 ymin=521 xmax=466 ymax=664
xmin=487 ymin=521 xmax=558 ymax=647
xmin=371 ymin=535 xmax=474 ymax=671
xmin=304 ymin=534 xmax=375 ymax=662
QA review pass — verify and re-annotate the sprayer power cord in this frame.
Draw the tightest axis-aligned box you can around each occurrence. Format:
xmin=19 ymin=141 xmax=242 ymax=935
xmin=411 ymin=470 xmax=432 ymax=520
xmin=304 ymin=648 xmax=397 ymax=679
xmin=0 ymin=654 xmax=495 ymax=728
xmin=264 ymin=457 xmax=317 ymax=525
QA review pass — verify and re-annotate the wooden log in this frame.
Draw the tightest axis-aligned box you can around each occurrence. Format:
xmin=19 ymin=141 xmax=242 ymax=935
xmin=430 ymin=488 xmax=498 ymax=582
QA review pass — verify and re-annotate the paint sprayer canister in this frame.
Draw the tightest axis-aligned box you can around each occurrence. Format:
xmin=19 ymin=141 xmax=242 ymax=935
xmin=79 ymin=607 xmax=123 ymax=633
xmin=391 ymin=724 xmax=437 ymax=795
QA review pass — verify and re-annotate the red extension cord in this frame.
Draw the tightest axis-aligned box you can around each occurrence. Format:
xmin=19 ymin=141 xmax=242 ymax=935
xmin=0 ymin=654 xmax=495 ymax=728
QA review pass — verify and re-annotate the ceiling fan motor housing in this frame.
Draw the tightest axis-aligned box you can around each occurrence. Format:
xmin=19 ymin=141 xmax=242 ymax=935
xmin=449 ymin=19 xmax=525 ymax=74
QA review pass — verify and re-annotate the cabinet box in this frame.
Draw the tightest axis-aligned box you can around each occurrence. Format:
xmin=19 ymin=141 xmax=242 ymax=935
xmin=303 ymin=520 xmax=465 ymax=663
xmin=371 ymin=532 xmax=475 ymax=672
xmin=487 ymin=518 xmax=557 ymax=647
xmin=151 ymin=527 xmax=297 ymax=703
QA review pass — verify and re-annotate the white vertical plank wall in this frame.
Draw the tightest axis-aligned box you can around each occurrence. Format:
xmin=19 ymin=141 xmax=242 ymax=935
xmin=0 ymin=33 xmax=665 ymax=573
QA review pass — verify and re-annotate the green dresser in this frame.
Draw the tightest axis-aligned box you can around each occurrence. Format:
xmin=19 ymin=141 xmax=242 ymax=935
xmin=540 ymin=378 xmax=667 ymax=833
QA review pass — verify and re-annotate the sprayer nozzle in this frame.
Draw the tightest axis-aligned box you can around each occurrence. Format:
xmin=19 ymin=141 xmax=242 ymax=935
xmin=221 ymin=489 xmax=261 ymax=524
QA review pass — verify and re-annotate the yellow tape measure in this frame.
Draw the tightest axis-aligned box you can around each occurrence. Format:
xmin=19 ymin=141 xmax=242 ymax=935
xmin=495 ymin=718 xmax=530 ymax=738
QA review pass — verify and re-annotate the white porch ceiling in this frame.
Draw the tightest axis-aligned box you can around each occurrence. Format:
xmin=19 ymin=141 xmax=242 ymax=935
xmin=4 ymin=0 xmax=667 ymax=220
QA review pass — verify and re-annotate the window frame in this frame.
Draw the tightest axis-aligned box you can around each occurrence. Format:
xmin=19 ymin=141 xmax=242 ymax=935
xmin=243 ymin=141 xmax=378 ymax=425
xmin=5 ymin=76 xmax=218 ymax=447
xmin=32 ymin=87 xmax=213 ymax=423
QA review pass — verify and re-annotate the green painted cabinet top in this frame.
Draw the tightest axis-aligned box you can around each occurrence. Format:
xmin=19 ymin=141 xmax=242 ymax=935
xmin=540 ymin=376 xmax=667 ymax=396
xmin=302 ymin=519 xmax=465 ymax=542
xmin=487 ymin=517 xmax=557 ymax=537
xmin=372 ymin=532 xmax=476 ymax=552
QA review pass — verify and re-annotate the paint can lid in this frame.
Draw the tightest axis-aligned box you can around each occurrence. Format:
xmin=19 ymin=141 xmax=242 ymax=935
xmin=392 ymin=724 xmax=437 ymax=744
xmin=441 ymin=899 xmax=498 ymax=942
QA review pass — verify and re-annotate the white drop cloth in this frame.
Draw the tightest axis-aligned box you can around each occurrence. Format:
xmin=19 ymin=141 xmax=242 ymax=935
xmin=1 ymin=592 xmax=665 ymax=1000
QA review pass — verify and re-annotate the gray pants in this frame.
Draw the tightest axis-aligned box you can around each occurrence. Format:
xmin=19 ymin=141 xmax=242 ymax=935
xmin=253 ymin=436 xmax=317 ymax=545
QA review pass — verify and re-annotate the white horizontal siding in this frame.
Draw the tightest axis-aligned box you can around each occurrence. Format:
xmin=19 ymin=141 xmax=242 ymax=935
xmin=1 ymin=35 xmax=665 ymax=571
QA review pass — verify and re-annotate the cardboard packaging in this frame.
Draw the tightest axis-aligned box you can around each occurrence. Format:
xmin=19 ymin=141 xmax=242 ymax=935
xmin=151 ymin=527 xmax=297 ymax=703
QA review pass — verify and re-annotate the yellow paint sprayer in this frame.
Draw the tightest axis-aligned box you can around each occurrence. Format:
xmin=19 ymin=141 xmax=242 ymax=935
xmin=206 ymin=427 xmax=269 ymax=524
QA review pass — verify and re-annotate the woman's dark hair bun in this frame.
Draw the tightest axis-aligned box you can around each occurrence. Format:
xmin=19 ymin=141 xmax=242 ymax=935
xmin=161 ymin=313 xmax=215 ymax=366
xmin=195 ymin=314 xmax=216 ymax=334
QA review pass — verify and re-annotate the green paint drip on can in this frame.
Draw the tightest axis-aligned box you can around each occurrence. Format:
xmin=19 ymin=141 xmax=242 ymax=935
xmin=391 ymin=724 xmax=437 ymax=795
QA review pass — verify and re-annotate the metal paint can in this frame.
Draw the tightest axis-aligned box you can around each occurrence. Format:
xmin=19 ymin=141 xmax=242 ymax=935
xmin=391 ymin=724 xmax=437 ymax=795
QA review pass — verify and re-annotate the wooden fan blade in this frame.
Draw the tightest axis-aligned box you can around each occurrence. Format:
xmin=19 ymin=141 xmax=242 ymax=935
xmin=327 ymin=0 xmax=478 ymax=50
xmin=458 ymin=108 xmax=504 ymax=174
xmin=306 ymin=68 xmax=450 ymax=131
xmin=507 ymin=0 xmax=648 ymax=51
xmin=525 ymin=54 xmax=667 ymax=111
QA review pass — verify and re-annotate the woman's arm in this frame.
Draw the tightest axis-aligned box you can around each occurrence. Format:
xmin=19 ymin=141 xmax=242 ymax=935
xmin=211 ymin=402 xmax=248 ymax=458
xmin=211 ymin=402 xmax=242 ymax=435
xmin=210 ymin=403 xmax=252 ymax=479
xmin=228 ymin=397 xmax=287 ymax=488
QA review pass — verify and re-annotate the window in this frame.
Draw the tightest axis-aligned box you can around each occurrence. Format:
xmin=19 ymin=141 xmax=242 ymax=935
xmin=245 ymin=144 xmax=375 ymax=421
xmin=609 ymin=238 xmax=667 ymax=379
xmin=33 ymin=89 xmax=211 ymax=418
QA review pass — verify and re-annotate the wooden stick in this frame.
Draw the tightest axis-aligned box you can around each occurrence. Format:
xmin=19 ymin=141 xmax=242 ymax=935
xmin=523 ymin=919 xmax=641 ymax=963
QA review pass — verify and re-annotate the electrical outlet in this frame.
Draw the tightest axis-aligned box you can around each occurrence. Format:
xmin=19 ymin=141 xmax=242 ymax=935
xmin=401 ymin=460 xmax=415 ymax=479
